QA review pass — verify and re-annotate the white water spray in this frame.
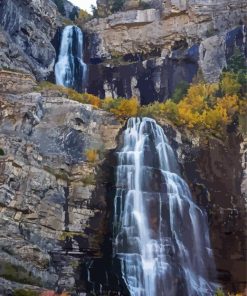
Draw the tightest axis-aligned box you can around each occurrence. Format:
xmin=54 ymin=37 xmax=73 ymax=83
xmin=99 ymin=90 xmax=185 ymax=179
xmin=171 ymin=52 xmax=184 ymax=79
xmin=55 ymin=25 xmax=87 ymax=92
xmin=114 ymin=117 xmax=216 ymax=296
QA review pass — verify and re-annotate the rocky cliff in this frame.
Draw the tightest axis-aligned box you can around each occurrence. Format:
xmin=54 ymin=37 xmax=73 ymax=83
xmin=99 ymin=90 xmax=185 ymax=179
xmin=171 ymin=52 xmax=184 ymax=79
xmin=0 ymin=0 xmax=247 ymax=295
xmin=0 ymin=74 xmax=124 ymax=294
xmin=0 ymin=0 xmax=58 ymax=80
xmin=84 ymin=0 xmax=247 ymax=103
xmin=0 ymin=72 xmax=246 ymax=295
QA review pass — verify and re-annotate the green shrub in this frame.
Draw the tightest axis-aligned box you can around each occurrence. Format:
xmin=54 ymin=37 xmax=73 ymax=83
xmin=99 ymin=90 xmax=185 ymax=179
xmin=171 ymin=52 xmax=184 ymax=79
xmin=0 ymin=148 xmax=4 ymax=156
xmin=214 ymin=288 xmax=225 ymax=296
xmin=0 ymin=261 xmax=42 ymax=286
xmin=172 ymin=80 xmax=189 ymax=103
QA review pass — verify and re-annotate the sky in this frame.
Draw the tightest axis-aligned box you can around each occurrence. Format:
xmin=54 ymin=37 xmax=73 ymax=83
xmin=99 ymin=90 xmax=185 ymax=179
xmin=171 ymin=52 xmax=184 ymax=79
xmin=69 ymin=0 xmax=97 ymax=13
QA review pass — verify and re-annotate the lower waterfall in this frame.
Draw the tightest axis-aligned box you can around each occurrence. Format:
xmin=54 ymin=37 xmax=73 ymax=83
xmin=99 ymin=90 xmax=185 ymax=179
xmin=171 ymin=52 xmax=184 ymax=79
xmin=55 ymin=25 xmax=87 ymax=92
xmin=113 ymin=117 xmax=216 ymax=296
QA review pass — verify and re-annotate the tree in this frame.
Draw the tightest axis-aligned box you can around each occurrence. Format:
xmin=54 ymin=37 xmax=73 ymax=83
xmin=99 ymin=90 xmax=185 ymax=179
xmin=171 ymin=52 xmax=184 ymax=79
xmin=172 ymin=80 xmax=189 ymax=103
xmin=110 ymin=97 xmax=139 ymax=118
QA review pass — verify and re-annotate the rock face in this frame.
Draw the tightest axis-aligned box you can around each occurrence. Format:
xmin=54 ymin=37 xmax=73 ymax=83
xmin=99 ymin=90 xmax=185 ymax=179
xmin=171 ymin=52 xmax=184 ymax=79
xmin=161 ymin=123 xmax=247 ymax=293
xmin=88 ymin=0 xmax=247 ymax=59
xmin=0 ymin=85 xmax=123 ymax=294
xmin=86 ymin=26 xmax=246 ymax=103
xmin=0 ymin=0 xmax=58 ymax=80
xmin=84 ymin=1 xmax=247 ymax=102
xmin=0 ymin=77 xmax=246 ymax=294
xmin=0 ymin=70 xmax=37 ymax=94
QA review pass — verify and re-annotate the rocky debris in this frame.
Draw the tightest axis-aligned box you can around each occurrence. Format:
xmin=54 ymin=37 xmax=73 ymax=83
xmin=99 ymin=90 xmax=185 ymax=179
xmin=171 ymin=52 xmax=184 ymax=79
xmin=0 ymin=88 xmax=123 ymax=293
xmin=0 ymin=70 xmax=37 ymax=94
xmin=0 ymin=0 xmax=58 ymax=80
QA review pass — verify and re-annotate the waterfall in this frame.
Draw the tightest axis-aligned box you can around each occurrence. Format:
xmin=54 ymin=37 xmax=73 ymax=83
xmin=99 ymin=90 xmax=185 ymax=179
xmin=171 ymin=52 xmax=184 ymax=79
xmin=114 ymin=117 xmax=216 ymax=296
xmin=55 ymin=25 xmax=87 ymax=92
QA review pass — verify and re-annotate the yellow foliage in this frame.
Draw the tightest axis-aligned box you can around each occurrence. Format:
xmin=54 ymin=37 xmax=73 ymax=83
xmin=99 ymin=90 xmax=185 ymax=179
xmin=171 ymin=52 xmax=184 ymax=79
xmin=75 ymin=9 xmax=91 ymax=25
xmin=239 ymin=100 xmax=247 ymax=115
xmin=110 ymin=97 xmax=139 ymax=118
xmin=139 ymin=101 xmax=165 ymax=118
xmin=176 ymin=94 xmax=206 ymax=128
xmin=82 ymin=93 xmax=102 ymax=108
xmin=162 ymin=100 xmax=179 ymax=124
xmin=216 ymin=95 xmax=239 ymax=117
xmin=220 ymin=72 xmax=241 ymax=95
xmin=85 ymin=149 xmax=98 ymax=163
xmin=102 ymin=97 xmax=117 ymax=111
xmin=187 ymin=82 xmax=219 ymax=100
xmin=202 ymin=106 xmax=228 ymax=130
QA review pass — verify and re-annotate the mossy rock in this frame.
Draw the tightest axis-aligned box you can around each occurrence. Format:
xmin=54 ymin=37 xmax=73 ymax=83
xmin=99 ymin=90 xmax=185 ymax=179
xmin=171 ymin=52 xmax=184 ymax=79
xmin=13 ymin=290 xmax=39 ymax=296
xmin=0 ymin=261 xmax=42 ymax=286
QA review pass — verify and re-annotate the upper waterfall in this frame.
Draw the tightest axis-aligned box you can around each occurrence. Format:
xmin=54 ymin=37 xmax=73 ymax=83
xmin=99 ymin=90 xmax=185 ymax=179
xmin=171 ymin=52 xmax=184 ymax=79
xmin=55 ymin=25 xmax=87 ymax=92
xmin=114 ymin=117 xmax=216 ymax=296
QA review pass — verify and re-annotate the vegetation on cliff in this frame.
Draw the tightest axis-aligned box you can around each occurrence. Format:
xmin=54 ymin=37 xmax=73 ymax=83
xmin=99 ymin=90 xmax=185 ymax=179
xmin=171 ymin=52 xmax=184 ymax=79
xmin=37 ymin=51 xmax=246 ymax=138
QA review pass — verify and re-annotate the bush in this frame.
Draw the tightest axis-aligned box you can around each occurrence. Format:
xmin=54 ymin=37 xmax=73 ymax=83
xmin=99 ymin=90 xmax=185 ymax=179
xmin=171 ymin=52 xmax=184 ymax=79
xmin=214 ymin=288 xmax=225 ymax=296
xmin=75 ymin=9 xmax=91 ymax=26
xmin=162 ymin=100 xmax=180 ymax=124
xmin=85 ymin=149 xmax=98 ymax=163
xmin=36 ymin=82 xmax=102 ymax=108
xmin=172 ymin=80 xmax=189 ymax=103
xmin=109 ymin=97 xmax=139 ymax=119
xmin=220 ymin=72 xmax=241 ymax=96
xmin=0 ymin=148 xmax=4 ymax=156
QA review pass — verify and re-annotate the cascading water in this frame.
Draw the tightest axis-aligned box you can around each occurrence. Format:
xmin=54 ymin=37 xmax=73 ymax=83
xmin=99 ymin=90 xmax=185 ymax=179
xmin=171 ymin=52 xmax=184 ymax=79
xmin=114 ymin=117 xmax=216 ymax=296
xmin=55 ymin=25 xmax=87 ymax=92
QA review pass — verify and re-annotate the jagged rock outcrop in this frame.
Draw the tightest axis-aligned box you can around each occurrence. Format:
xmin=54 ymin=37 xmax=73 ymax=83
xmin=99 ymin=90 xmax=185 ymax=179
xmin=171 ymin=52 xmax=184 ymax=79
xmin=89 ymin=0 xmax=246 ymax=58
xmin=85 ymin=1 xmax=247 ymax=102
xmin=0 ymin=0 xmax=58 ymax=80
xmin=0 ymin=83 xmax=123 ymax=294
xmin=86 ymin=25 xmax=246 ymax=103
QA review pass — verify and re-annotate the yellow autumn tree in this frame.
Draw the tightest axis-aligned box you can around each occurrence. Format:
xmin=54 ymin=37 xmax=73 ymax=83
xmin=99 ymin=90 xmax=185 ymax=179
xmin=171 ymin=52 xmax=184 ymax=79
xmin=110 ymin=97 xmax=139 ymax=118
xmin=177 ymin=94 xmax=205 ymax=128
xmin=162 ymin=100 xmax=179 ymax=124
xmin=216 ymin=94 xmax=239 ymax=117
xmin=202 ymin=105 xmax=228 ymax=130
